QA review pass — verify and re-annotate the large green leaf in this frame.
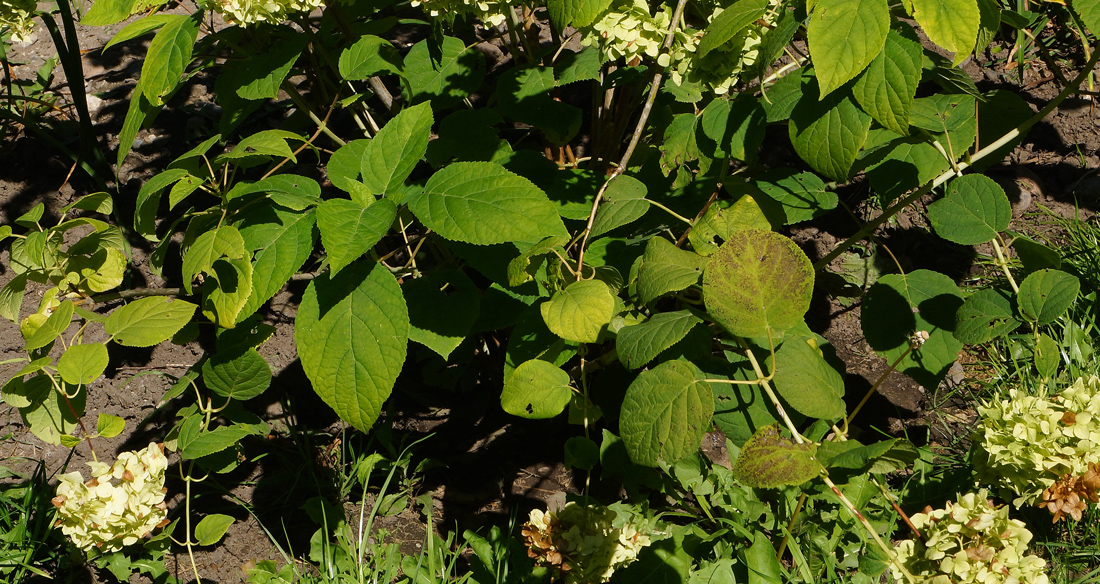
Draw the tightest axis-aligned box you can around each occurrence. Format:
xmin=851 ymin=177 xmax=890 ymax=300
xmin=851 ymin=28 xmax=922 ymax=135
xmin=617 ymin=311 xmax=705 ymax=370
xmin=547 ymin=0 xmax=611 ymax=28
xmin=1017 ymin=269 xmax=1080 ymax=326
xmin=699 ymin=94 xmax=766 ymax=162
xmin=141 ymin=13 xmax=199 ymax=106
xmin=771 ymin=337 xmax=846 ymax=420
xmin=910 ymin=94 xmax=977 ymax=161
xmin=911 ymin=0 xmax=979 ymax=65
xmin=591 ymin=176 xmax=649 ymax=237
xmin=361 ymin=102 xmax=433 ymax=196
xmin=808 ymin=0 xmax=890 ymax=97
xmin=703 ymin=230 xmax=813 ymax=337
xmin=928 ymin=174 xmax=1011 ymax=245
xmin=12 ymin=374 xmax=84 ymax=445
xmin=753 ymin=170 xmax=835 ymax=225
xmin=863 ymin=135 xmax=950 ymax=203
xmin=200 ymin=256 xmax=253 ymax=328
xmin=1074 ymin=0 xmax=1100 ymax=37
xmin=404 ymin=269 xmax=481 ymax=359
xmin=181 ymin=226 xmax=247 ymax=294
xmin=620 ymin=360 xmax=714 ymax=467
xmin=194 ymin=514 xmax=234 ymax=547
xmin=339 ymin=35 xmax=403 ymax=80
xmin=861 ymin=270 xmax=964 ymax=389
xmin=202 ymin=348 xmax=271 ymax=401
xmin=135 ymin=168 xmax=190 ymax=240
xmin=105 ymin=297 xmax=197 ymax=347
xmin=954 ymin=288 xmax=1021 ymax=344
xmin=732 ymin=425 xmax=819 ymax=488
xmin=82 ymin=0 xmax=142 ymax=26
xmin=696 ymin=0 xmax=769 ymax=60
xmin=236 ymin=204 xmax=317 ymax=320
xmin=405 ymin=36 xmax=485 ymax=109
xmin=295 ymin=262 xmax=409 ymax=432
xmin=789 ymin=81 xmax=871 ymax=181
xmin=408 ymin=162 xmax=568 ymax=245
xmin=25 ymin=301 xmax=74 ymax=352
xmin=540 ymin=279 xmax=615 ymax=344
xmin=501 ymin=359 xmax=573 ymax=419
xmin=317 ymin=198 xmax=396 ymax=276
xmin=58 ymin=343 xmax=109 ymax=386
xmin=636 ymin=237 xmax=707 ymax=305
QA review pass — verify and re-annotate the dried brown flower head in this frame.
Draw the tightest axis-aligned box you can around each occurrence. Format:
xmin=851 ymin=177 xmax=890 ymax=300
xmin=1040 ymin=462 xmax=1100 ymax=522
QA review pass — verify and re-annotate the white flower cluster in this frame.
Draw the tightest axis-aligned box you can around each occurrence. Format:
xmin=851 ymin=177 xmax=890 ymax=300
xmin=971 ymin=376 xmax=1100 ymax=506
xmin=199 ymin=0 xmax=324 ymax=26
xmin=410 ymin=0 xmax=510 ymax=27
xmin=579 ymin=0 xmax=774 ymax=95
xmin=522 ymin=502 xmax=652 ymax=584
xmin=892 ymin=490 xmax=1049 ymax=584
xmin=52 ymin=443 xmax=170 ymax=552
xmin=0 ymin=0 xmax=36 ymax=44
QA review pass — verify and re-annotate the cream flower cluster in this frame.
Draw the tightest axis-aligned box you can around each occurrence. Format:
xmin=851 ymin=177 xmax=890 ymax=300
xmin=52 ymin=443 xmax=170 ymax=552
xmin=0 ymin=0 xmax=36 ymax=44
xmin=892 ymin=490 xmax=1049 ymax=584
xmin=199 ymin=0 xmax=324 ymax=25
xmin=409 ymin=0 xmax=510 ymax=27
xmin=971 ymin=376 xmax=1100 ymax=506
xmin=579 ymin=0 xmax=773 ymax=95
xmin=522 ymin=502 xmax=652 ymax=584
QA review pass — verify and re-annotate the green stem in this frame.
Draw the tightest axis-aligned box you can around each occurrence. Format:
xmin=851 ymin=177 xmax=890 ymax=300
xmin=991 ymin=237 xmax=1020 ymax=294
xmin=813 ymin=42 xmax=1100 ymax=272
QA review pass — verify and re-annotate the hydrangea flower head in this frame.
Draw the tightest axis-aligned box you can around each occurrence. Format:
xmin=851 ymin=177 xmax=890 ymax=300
xmin=892 ymin=490 xmax=1049 ymax=584
xmin=521 ymin=501 xmax=652 ymax=584
xmin=972 ymin=376 xmax=1100 ymax=506
xmin=52 ymin=443 xmax=170 ymax=552
xmin=199 ymin=0 xmax=324 ymax=26
xmin=0 ymin=0 xmax=36 ymax=44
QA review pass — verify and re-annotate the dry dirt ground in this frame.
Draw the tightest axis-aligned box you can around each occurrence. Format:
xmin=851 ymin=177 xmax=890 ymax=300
xmin=2 ymin=10 xmax=1100 ymax=584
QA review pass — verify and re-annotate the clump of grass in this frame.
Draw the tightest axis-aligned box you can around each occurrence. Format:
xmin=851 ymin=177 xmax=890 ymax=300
xmin=0 ymin=455 xmax=67 ymax=582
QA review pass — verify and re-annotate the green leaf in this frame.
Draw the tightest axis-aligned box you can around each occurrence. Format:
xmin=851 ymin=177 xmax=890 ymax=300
xmin=181 ymin=226 xmax=247 ymax=294
xmin=202 ymin=348 xmax=271 ymax=401
xmin=405 ymin=36 xmax=486 ymax=109
xmin=547 ymin=0 xmax=611 ymax=28
xmin=202 ymin=256 xmax=254 ymax=327
xmin=591 ymin=176 xmax=649 ymax=237
xmin=361 ymin=102 xmax=433 ymax=196
xmin=501 ymin=359 xmax=573 ymax=419
xmin=1074 ymin=0 xmax=1100 ymax=37
xmin=1012 ymin=236 xmax=1061 ymax=275
xmin=1035 ymin=332 xmax=1059 ymax=379
xmin=236 ymin=205 xmax=317 ymax=320
xmin=861 ymin=270 xmax=964 ymax=389
xmin=954 ymin=288 xmax=1022 ymax=344
xmin=703 ymin=229 xmax=814 ymax=338
xmin=851 ymin=28 xmax=922 ymax=135
xmin=58 ymin=343 xmax=109 ymax=385
xmin=743 ymin=531 xmax=784 ymax=584
xmin=497 ymin=66 xmax=582 ymax=146
xmin=317 ymin=199 xmax=396 ymax=276
xmin=233 ymin=33 xmax=308 ymax=100
xmin=117 ymin=78 xmax=157 ymax=169
xmin=975 ymin=0 xmax=1000 ymax=54
xmin=13 ymin=374 xmax=84 ymax=445
xmin=928 ymin=174 xmax=1011 ymax=245
xmin=141 ymin=13 xmax=199 ymax=106
xmin=863 ymin=135 xmax=950 ymax=203
xmin=699 ymin=95 xmax=766 ymax=163
xmin=179 ymin=424 xmax=253 ymax=459
xmin=817 ymin=438 xmax=896 ymax=471
xmin=688 ymin=193 xmax=778 ymax=255
xmin=220 ymin=129 xmax=303 ymax=162
xmin=636 ymin=237 xmax=708 ymax=305
xmin=96 ymin=413 xmax=125 ymax=438
xmin=696 ymin=0 xmax=769 ymax=60
xmin=195 ymin=514 xmax=234 ymax=547
xmin=83 ymin=0 xmax=143 ymax=26
xmin=26 ymin=300 xmax=74 ymax=352
xmin=135 ymin=168 xmax=190 ymax=239
xmin=659 ymin=113 xmax=704 ymax=176
xmin=911 ymin=0 xmax=979 ymax=65
xmin=620 ymin=360 xmax=714 ymax=467
xmin=61 ymin=192 xmax=113 ymax=215
xmin=508 ymin=236 xmax=570 ymax=287
xmin=617 ymin=311 xmax=705 ymax=370
xmin=408 ymin=162 xmax=568 ymax=245
xmin=1017 ymin=269 xmax=1080 ymax=326
xmin=404 ymin=269 xmax=481 ymax=359
xmin=753 ymin=169 xmax=836 ymax=224
xmin=771 ymin=337 xmax=846 ymax=420
xmin=808 ymin=0 xmax=890 ymax=97
xmin=540 ymin=280 xmax=615 ymax=344
xmin=505 ymin=302 xmax=576 ymax=381
xmin=106 ymin=297 xmax=198 ymax=347
xmin=732 ymin=425 xmax=819 ymax=488
xmin=327 ymin=140 xmax=371 ymax=199
xmin=103 ymin=14 xmax=178 ymax=51
xmin=789 ymin=81 xmax=871 ymax=181
xmin=295 ymin=262 xmax=409 ymax=432
xmin=761 ymin=71 xmax=804 ymax=122
xmin=564 ymin=436 xmax=599 ymax=470
xmin=910 ymin=93 xmax=977 ymax=161
xmin=339 ymin=35 xmax=403 ymax=80
xmin=0 ymin=274 xmax=28 ymax=323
